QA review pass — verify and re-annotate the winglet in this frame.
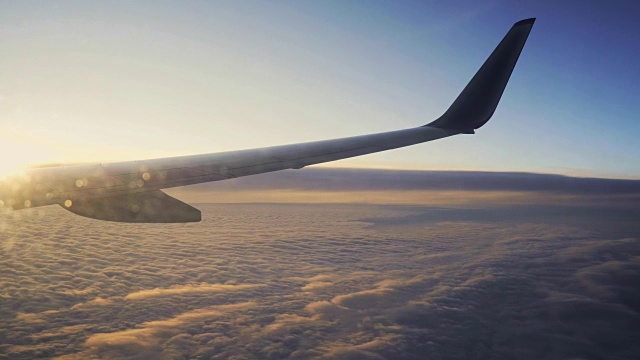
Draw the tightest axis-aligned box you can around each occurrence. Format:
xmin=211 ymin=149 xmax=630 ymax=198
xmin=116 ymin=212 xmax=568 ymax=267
xmin=426 ymin=18 xmax=535 ymax=132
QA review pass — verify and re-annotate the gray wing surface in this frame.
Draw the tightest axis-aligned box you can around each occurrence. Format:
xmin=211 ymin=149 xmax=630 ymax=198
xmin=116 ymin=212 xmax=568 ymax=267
xmin=0 ymin=18 xmax=535 ymax=223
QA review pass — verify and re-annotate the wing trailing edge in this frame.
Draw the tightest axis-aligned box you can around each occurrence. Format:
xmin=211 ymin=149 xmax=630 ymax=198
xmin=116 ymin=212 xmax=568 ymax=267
xmin=61 ymin=190 xmax=201 ymax=223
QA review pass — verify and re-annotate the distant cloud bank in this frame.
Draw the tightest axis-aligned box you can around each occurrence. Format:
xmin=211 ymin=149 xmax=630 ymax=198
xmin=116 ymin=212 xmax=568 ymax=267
xmin=167 ymin=168 xmax=640 ymax=205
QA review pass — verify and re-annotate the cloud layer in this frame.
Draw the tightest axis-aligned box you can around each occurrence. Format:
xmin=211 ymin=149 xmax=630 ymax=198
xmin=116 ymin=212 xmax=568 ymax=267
xmin=1 ymin=178 xmax=639 ymax=359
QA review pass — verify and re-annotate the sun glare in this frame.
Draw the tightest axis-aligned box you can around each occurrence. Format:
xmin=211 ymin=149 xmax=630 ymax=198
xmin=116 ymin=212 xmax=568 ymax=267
xmin=0 ymin=139 xmax=54 ymax=179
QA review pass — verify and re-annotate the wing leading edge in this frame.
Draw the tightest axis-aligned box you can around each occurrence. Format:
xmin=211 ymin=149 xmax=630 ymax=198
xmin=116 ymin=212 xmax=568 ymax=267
xmin=0 ymin=18 xmax=535 ymax=223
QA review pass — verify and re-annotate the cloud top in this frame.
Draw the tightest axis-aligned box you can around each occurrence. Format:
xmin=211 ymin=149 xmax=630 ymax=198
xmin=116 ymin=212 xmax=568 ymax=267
xmin=1 ymin=178 xmax=639 ymax=359
xmin=124 ymin=283 xmax=265 ymax=300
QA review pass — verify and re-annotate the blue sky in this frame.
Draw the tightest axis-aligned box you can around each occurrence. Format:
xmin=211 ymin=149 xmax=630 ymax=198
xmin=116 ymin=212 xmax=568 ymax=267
xmin=0 ymin=1 xmax=638 ymax=178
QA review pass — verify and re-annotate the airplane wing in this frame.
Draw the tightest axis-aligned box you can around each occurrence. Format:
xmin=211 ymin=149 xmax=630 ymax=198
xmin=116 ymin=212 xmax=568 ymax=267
xmin=0 ymin=18 xmax=535 ymax=223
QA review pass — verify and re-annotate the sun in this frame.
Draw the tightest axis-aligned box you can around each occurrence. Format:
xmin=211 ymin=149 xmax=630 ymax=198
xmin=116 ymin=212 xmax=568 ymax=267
xmin=0 ymin=139 xmax=55 ymax=179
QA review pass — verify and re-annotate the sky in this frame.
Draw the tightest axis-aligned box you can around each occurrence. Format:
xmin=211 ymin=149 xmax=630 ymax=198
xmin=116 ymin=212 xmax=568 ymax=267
xmin=0 ymin=1 xmax=639 ymax=178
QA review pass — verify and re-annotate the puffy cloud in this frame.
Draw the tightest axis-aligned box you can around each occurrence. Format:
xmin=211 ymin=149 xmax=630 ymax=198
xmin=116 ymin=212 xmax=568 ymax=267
xmin=124 ymin=283 xmax=265 ymax=300
xmin=301 ymin=281 xmax=333 ymax=291
xmin=61 ymin=302 xmax=256 ymax=359
xmin=15 ymin=310 xmax=60 ymax=324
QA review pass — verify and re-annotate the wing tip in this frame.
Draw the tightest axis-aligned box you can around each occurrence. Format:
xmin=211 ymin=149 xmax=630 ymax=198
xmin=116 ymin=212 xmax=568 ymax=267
xmin=514 ymin=18 xmax=536 ymax=27
xmin=424 ymin=17 xmax=535 ymax=132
